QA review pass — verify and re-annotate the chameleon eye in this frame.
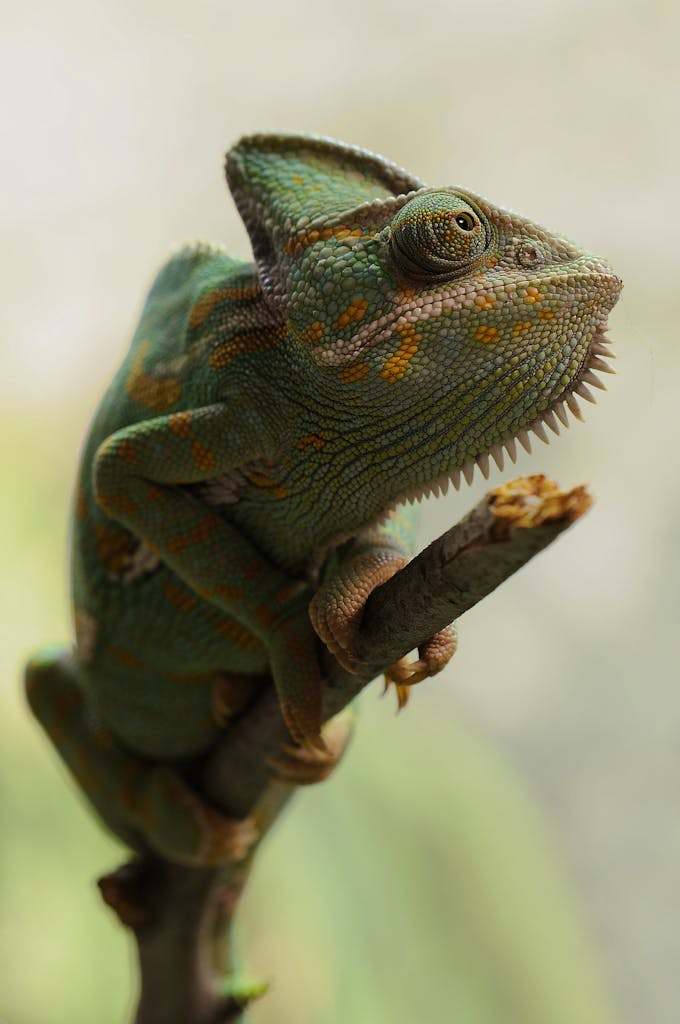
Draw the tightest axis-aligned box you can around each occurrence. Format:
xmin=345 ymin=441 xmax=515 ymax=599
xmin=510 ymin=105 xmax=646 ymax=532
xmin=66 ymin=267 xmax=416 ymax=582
xmin=390 ymin=191 xmax=489 ymax=279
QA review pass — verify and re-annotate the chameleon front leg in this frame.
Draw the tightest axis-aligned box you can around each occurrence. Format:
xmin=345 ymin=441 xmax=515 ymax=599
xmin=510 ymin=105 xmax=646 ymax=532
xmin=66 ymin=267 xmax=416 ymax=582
xmin=93 ymin=403 xmax=324 ymax=747
xmin=310 ymin=504 xmax=457 ymax=707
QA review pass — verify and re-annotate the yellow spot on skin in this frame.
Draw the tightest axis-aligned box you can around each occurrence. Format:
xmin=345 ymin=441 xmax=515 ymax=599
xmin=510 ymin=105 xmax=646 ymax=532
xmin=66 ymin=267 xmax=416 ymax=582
xmin=333 ymin=298 xmax=369 ymax=330
xmin=538 ymin=309 xmax=554 ymax=320
xmin=302 ymin=321 xmax=325 ymax=345
xmin=474 ymin=292 xmax=496 ymax=311
xmin=244 ymin=469 xmax=288 ymax=499
xmin=285 ymin=225 xmax=365 ymax=255
xmin=168 ymin=411 xmax=193 ymax=437
xmin=475 ymin=325 xmax=499 ymax=344
xmin=210 ymin=324 xmax=287 ymax=369
xmin=512 ymin=321 xmax=532 ymax=337
xmin=380 ymin=323 xmax=422 ymax=383
xmin=126 ymin=341 xmax=182 ymax=412
xmin=298 ymin=432 xmax=327 ymax=451
xmin=340 ymin=362 xmax=370 ymax=384
xmin=524 ymin=285 xmax=543 ymax=304
xmin=188 ymin=284 xmax=261 ymax=330
xmin=191 ymin=440 xmax=216 ymax=472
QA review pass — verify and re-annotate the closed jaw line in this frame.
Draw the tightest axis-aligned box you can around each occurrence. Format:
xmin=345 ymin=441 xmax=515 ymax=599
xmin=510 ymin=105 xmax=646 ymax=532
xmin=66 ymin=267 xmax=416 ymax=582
xmin=394 ymin=330 xmax=616 ymax=505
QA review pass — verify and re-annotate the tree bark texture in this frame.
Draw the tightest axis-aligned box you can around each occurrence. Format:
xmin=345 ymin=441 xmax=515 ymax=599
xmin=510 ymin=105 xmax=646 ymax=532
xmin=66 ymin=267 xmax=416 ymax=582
xmin=96 ymin=475 xmax=592 ymax=1024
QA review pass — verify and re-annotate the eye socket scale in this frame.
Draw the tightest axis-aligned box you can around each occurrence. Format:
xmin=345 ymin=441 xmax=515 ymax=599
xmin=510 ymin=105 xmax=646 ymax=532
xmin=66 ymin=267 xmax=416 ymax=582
xmin=390 ymin=192 xmax=489 ymax=279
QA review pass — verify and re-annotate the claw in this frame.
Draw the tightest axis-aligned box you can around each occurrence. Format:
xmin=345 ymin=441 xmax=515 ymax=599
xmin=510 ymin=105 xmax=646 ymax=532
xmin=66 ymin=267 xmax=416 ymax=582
xmin=383 ymin=674 xmax=412 ymax=710
xmin=268 ymin=709 xmax=353 ymax=784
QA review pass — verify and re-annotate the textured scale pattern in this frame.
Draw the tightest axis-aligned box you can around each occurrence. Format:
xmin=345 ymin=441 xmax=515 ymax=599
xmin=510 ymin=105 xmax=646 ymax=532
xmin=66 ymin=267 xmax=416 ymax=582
xmin=25 ymin=134 xmax=621 ymax=866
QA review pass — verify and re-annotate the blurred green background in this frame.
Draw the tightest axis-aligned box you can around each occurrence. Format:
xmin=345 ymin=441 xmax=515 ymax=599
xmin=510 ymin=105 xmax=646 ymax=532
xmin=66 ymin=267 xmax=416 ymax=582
xmin=2 ymin=0 xmax=678 ymax=1021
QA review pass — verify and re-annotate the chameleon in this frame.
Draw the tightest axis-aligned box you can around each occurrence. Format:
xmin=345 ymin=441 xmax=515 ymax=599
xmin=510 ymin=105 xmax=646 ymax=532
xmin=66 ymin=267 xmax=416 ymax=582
xmin=25 ymin=133 xmax=621 ymax=868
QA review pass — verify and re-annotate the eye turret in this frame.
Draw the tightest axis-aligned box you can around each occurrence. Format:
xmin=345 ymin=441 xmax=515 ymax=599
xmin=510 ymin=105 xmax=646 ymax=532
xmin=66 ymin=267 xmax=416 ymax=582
xmin=390 ymin=191 xmax=489 ymax=279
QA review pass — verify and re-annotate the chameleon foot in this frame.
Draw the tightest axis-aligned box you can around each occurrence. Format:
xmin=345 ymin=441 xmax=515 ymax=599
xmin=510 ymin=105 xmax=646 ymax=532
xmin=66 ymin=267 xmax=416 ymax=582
xmin=267 ymin=708 xmax=354 ymax=785
xmin=309 ymin=554 xmax=407 ymax=673
xmin=25 ymin=648 xmax=258 ymax=867
xmin=142 ymin=766 xmax=259 ymax=866
xmin=383 ymin=625 xmax=458 ymax=709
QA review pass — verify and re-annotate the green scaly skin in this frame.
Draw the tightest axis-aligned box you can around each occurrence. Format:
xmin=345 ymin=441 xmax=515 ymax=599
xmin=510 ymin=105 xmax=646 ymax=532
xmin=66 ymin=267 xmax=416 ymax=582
xmin=24 ymin=134 xmax=621 ymax=866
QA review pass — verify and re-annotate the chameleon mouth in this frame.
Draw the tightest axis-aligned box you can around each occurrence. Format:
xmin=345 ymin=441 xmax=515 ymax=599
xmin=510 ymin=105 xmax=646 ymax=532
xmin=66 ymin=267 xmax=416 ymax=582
xmin=399 ymin=326 xmax=616 ymax=504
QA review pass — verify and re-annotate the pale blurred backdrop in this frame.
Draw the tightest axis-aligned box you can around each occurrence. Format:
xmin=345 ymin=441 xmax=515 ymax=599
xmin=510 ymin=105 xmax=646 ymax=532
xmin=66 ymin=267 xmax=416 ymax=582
xmin=1 ymin=0 xmax=678 ymax=1021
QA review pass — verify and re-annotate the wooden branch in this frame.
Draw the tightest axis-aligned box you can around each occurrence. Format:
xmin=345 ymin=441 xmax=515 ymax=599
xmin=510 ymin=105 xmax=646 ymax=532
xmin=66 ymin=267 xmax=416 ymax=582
xmin=97 ymin=476 xmax=592 ymax=1024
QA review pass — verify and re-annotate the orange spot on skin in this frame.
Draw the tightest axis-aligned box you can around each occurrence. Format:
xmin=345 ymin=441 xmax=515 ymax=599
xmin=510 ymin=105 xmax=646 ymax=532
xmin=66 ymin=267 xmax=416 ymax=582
xmin=168 ymin=411 xmax=193 ymax=437
xmin=340 ymin=363 xmax=369 ymax=384
xmin=333 ymin=298 xmax=369 ymax=330
xmin=116 ymin=440 xmax=138 ymax=463
xmin=524 ymin=285 xmax=543 ymax=304
xmin=380 ymin=323 xmax=422 ymax=382
xmin=285 ymin=225 xmax=365 ymax=255
xmin=275 ymin=582 xmax=304 ymax=606
xmin=126 ymin=341 xmax=182 ymax=412
xmin=210 ymin=583 xmax=245 ymax=602
xmin=210 ymin=324 xmax=287 ymax=369
xmin=103 ymin=493 xmax=138 ymax=517
xmin=474 ymin=293 xmax=496 ymax=311
xmin=213 ymin=617 xmax=263 ymax=652
xmin=166 ymin=514 xmax=222 ymax=555
xmin=298 ymin=432 xmax=327 ymax=451
xmin=163 ymin=581 xmax=198 ymax=613
xmin=538 ymin=309 xmax=554 ymax=320
xmin=146 ymin=483 xmax=165 ymax=502
xmin=191 ymin=440 xmax=216 ymax=472
xmin=486 ymin=256 xmax=498 ymax=268
xmin=475 ymin=325 xmax=499 ymax=344
xmin=283 ymin=629 xmax=310 ymax=668
xmin=105 ymin=644 xmax=144 ymax=670
xmin=512 ymin=320 xmax=532 ymax=337
xmin=302 ymin=321 xmax=325 ymax=346
xmin=96 ymin=524 xmax=137 ymax=575
xmin=188 ymin=283 xmax=261 ymax=330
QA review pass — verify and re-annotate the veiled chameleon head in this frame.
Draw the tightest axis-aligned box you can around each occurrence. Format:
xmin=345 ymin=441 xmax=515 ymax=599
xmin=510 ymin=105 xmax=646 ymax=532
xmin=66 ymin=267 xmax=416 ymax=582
xmin=227 ymin=134 xmax=621 ymax=511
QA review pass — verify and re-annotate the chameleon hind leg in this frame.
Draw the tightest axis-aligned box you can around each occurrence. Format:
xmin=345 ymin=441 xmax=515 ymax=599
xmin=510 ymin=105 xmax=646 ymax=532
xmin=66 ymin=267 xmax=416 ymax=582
xmin=24 ymin=647 xmax=257 ymax=866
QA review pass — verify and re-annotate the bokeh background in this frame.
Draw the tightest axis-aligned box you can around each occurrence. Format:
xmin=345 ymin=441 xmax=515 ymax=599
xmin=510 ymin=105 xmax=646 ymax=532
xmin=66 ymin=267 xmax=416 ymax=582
xmin=2 ymin=0 xmax=678 ymax=1021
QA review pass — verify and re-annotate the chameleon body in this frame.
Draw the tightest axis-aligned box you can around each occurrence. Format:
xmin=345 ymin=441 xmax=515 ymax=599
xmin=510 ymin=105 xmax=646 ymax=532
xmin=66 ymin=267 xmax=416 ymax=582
xmin=25 ymin=135 xmax=621 ymax=866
